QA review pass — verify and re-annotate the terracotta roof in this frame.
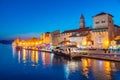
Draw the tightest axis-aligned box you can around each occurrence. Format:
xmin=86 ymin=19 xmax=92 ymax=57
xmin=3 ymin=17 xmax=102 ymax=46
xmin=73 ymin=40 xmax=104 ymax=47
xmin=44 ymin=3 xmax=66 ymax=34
xmin=69 ymin=27 xmax=91 ymax=37
xmin=93 ymin=12 xmax=113 ymax=17
xmin=62 ymin=27 xmax=91 ymax=34
xmin=78 ymin=27 xmax=91 ymax=32
xmin=62 ymin=29 xmax=78 ymax=33
xmin=114 ymin=25 xmax=120 ymax=28
xmin=92 ymin=28 xmax=108 ymax=32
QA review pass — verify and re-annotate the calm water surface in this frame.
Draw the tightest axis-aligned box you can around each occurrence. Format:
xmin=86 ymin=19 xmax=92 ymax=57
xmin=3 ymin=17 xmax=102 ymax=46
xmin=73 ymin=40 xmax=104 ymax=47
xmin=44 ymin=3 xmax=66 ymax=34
xmin=0 ymin=45 xmax=120 ymax=80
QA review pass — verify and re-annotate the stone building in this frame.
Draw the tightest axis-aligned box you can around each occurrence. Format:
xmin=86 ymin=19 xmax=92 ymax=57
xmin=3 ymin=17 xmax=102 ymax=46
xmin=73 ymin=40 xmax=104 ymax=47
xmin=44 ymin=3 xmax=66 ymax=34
xmin=114 ymin=25 xmax=120 ymax=37
xmin=70 ymin=15 xmax=91 ymax=48
xmin=70 ymin=28 xmax=91 ymax=48
xmin=40 ymin=32 xmax=52 ymax=45
xmin=59 ymin=29 xmax=78 ymax=45
xmin=51 ymin=12 xmax=120 ymax=49
xmin=51 ymin=30 xmax=60 ymax=46
xmin=58 ymin=14 xmax=90 ymax=46
xmin=92 ymin=12 xmax=120 ymax=49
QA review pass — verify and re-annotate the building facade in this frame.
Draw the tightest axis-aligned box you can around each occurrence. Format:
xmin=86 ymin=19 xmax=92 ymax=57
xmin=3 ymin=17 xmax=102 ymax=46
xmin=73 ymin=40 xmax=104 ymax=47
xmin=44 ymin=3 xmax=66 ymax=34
xmin=13 ymin=12 xmax=120 ymax=49
xmin=92 ymin=12 xmax=120 ymax=49
xmin=51 ymin=30 xmax=60 ymax=46
xmin=69 ymin=14 xmax=91 ymax=48
xmin=55 ymin=12 xmax=120 ymax=49
xmin=40 ymin=32 xmax=52 ymax=45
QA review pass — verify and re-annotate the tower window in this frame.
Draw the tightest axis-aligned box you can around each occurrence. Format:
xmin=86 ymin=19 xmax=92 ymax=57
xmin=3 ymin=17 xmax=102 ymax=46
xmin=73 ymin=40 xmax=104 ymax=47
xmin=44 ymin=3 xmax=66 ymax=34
xmin=64 ymin=38 xmax=66 ymax=41
xmin=96 ymin=22 xmax=99 ymax=24
xmin=101 ymin=21 xmax=105 ymax=23
xmin=109 ymin=21 xmax=111 ymax=23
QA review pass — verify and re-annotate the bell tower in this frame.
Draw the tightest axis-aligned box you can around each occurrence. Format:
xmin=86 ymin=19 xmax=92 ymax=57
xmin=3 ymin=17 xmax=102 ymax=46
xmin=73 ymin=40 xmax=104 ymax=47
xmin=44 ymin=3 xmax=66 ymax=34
xmin=80 ymin=14 xmax=85 ymax=28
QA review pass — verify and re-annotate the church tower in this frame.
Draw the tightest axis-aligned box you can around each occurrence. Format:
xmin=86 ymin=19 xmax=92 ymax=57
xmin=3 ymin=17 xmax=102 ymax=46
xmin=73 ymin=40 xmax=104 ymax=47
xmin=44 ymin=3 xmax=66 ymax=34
xmin=80 ymin=14 xmax=85 ymax=28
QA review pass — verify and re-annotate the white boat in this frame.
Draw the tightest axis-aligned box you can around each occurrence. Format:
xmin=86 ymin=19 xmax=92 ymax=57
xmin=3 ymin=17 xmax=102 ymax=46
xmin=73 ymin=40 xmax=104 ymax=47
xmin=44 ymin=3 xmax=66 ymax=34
xmin=53 ymin=45 xmax=79 ymax=54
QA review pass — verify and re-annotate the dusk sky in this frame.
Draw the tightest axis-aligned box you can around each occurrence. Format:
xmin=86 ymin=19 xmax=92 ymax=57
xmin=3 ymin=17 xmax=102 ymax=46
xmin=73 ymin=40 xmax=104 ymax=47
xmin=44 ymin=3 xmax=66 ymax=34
xmin=1 ymin=0 xmax=120 ymax=40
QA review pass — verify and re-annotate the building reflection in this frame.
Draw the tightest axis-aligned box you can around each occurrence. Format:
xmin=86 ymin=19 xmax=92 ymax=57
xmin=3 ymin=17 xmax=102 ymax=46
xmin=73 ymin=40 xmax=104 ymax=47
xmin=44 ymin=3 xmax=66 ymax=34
xmin=12 ymin=47 xmax=120 ymax=80
xmin=79 ymin=58 xmax=120 ymax=80
xmin=67 ymin=61 xmax=79 ymax=72
xmin=81 ymin=59 xmax=91 ymax=78
xmin=41 ymin=52 xmax=54 ymax=66
xmin=12 ymin=46 xmax=54 ymax=67
xmin=18 ymin=50 xmax=21 ymax=63
xmin=81 ymin=59 xmax=120 ymax=80
xmin=12 ymin=46 xmax=17 ymax=58
xmin=31 ymin=50 xmax=39 ymax=66
xmin=22 ymin=49 xmax=27 ymax=63
xmin=104 ymin=61 xmax=111 ymax=79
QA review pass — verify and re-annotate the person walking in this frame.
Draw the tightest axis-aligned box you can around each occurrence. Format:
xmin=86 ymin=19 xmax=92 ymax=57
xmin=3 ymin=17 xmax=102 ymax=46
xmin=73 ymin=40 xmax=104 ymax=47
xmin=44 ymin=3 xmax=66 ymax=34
xmin=68 ymin=48 xmax=71 ymax=56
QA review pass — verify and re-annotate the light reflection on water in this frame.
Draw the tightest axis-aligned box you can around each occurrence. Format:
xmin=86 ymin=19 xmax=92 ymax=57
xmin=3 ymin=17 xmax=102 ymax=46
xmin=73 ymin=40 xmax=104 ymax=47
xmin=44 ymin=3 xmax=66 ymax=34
xmin=1 ymin=45 xmax=120 ymax=80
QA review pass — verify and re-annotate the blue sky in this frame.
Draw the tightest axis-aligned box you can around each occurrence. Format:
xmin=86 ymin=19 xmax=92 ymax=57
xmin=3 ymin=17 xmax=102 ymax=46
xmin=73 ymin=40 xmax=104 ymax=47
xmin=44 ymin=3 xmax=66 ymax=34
xmin=0 ymin=0 xmax=120 ymax=40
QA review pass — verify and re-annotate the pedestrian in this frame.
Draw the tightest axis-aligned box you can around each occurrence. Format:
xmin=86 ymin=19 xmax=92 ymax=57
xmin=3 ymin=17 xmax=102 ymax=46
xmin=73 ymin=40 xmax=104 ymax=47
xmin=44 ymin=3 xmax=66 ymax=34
xmin=68 ymin=48 xmax=71 ymax=56
xmin=104 ymin=49 xmax=106 ymax=53
xmin=69 ymin=48 xmax=71 ymax=53
xmin=108 ymin=49 xmax=110 ymax=53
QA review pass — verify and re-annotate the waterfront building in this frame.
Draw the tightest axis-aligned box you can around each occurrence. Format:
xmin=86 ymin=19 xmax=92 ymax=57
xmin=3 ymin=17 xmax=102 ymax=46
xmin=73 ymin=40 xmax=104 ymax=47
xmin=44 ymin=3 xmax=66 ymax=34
xmin=92 ymin=12 xmax=120 ymax=49
xmin=111 ymin=36 xmax=120 ymax=49
xmin=51 ymin=30 xmax=60 ymax=46
xmin=12 ymin=12 xmax=120 ymax=49
xmin=56 ymin=12 xmax=120 ymax=49
xmin=70 ymin=15 xmax=91 ymax=48
xmin=40 ymin=32 xmax=52 ymax=49
xmin=58 ymin=14 xmax=90 ymax=46
xmin=70 ymin=28 xmax=92 ymax=48
xmin=59 ymin=29 xmax=78 ymax=46
xmin=12 ymin=37 xmax=41 ymax=47
xmin=12 ymin=38 xmax=20 ymax=46
xmin=40 ymin=32 xmax=52 ymax=45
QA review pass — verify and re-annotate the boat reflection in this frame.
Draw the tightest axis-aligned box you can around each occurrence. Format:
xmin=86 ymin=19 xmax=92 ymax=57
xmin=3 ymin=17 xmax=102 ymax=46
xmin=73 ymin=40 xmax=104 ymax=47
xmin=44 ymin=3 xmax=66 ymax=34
xmin=12 ymin=47 xmax=120 ymax=80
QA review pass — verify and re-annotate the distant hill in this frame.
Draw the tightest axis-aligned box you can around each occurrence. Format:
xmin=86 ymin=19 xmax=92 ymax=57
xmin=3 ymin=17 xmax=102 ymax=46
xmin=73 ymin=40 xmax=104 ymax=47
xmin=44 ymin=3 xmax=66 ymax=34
xmin=0 ymin=40 xmax=14 ymax=44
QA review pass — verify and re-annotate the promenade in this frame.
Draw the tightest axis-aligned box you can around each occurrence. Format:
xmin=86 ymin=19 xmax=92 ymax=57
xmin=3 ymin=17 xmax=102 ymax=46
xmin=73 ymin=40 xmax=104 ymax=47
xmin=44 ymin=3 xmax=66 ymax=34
xmin=18 ymin=46 xmax=120 ymax=62
xmin=70 ymin=49 xmax=120 ymax=62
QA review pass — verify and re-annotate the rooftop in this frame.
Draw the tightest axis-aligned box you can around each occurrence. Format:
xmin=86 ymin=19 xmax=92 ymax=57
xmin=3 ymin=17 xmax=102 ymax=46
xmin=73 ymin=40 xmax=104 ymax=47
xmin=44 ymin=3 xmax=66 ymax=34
xmin=70 ymin=28 xmax=91 ymax=37
xmin=114 ymin=25 xmax=120 ymax=28
xmin=62 ymin=29 xmax=78 ymax=33
xmin=62 ymin=27 xmax=91 ymax=34
xmin=93 ymin=12 xmax=113 ymax=17
xmin=78 ymin=27 xmax=91 ymax=32
xmin=92 ymin=28 xmax=108 ymax=32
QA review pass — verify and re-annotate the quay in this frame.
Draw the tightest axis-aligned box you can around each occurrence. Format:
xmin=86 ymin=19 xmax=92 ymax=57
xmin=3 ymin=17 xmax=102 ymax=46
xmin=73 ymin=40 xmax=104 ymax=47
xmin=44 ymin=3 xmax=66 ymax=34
xmin=80 ymin=53 xmax=120 ymax=62
xmin=69 ymin=50 xmax=120 ymax=62
xmin=15 ymin=46 xmax=120 ymax=62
